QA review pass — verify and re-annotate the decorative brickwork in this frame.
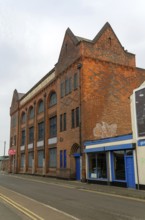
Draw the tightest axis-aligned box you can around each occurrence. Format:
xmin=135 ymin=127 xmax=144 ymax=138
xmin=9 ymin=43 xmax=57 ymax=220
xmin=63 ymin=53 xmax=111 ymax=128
xmin=9 ymin=22 xmax=145 ymax=180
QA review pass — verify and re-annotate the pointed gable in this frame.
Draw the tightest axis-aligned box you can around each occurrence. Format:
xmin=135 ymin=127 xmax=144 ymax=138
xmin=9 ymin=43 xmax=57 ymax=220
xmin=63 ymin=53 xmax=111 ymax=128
xmin=82 ymin=22 xmax=135 ymax=67
xmin=92 ymin=22 xmax=124 ymax=52
xmin=10 ymin=89 xmax=24 ymax=115
xmin=56 ymin=28 xmax=81 ymax=75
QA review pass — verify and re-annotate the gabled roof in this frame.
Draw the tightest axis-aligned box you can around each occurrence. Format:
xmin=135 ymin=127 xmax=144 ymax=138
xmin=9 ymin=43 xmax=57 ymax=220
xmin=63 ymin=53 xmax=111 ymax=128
xmin=11 ymin=89 xmax=24 ymax=108
xmin=64 ymin=22 xmax=123 ymax=50
xmin=92 ymin=22 xmax=123 ymax=47
xmin=18 ymin=92 xmax=25 ymax=100
xmin=66 ymin=28 xmax=79 ymax=45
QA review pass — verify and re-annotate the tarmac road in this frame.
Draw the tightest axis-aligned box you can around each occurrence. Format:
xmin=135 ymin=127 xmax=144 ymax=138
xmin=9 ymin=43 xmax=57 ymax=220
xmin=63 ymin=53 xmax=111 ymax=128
xmin=0 ymin=173 xmax=145 ymax=220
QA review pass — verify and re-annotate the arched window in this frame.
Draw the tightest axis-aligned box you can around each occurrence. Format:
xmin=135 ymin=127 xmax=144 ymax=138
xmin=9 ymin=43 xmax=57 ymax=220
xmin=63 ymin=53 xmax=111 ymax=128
xmin=38 ymin=100 xmax=44 ymax=113
xmin=21 ymin=112 xmax=26 ymax=124
xmin=29 ymin=106 xmax=34 ymax=119
xmin=49 ymin=92 xmax=57 ymax=107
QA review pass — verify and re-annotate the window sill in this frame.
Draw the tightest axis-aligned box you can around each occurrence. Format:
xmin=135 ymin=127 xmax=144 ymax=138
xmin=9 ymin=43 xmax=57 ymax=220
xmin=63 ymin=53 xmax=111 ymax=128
xmin=88 ymin=178 xmax=108 ymax=181
xmin=112 ymin=180 xmax=126 ymax=183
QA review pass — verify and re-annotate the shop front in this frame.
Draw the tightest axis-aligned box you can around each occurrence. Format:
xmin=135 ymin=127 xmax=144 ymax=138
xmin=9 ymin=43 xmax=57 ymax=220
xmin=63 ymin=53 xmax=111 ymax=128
xmin=84 ymin=134 xmax=136 ymax=188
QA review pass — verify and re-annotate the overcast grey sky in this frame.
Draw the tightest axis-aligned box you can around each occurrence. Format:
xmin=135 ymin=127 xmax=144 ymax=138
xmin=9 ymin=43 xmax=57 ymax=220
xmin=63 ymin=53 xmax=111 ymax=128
xmin=0 ymin=0 xmax=145 ymax=156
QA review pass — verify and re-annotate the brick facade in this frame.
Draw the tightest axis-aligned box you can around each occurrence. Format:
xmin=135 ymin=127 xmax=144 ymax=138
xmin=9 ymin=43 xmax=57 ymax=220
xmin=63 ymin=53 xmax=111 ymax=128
xmin=9 ymin=22 xmax=145 ymax=180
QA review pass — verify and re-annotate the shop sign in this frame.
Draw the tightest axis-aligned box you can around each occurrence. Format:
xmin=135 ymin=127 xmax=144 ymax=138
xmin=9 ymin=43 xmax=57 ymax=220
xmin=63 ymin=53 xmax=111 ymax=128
xmin=138 ymin=139 xmax=145 ymax=147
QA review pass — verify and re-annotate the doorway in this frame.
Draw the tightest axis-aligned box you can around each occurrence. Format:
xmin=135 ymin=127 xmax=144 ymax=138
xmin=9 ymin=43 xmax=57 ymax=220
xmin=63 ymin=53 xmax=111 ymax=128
xmin=74 ymin=153 xmax=81 ymax=180
xmin=126 ymin=156 xmax=136 ymax=189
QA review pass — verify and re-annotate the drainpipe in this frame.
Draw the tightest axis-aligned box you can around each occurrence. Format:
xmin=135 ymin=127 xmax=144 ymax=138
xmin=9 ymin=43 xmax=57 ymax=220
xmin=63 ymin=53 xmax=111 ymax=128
xmin=77 ymin=63 xmax=84 ymax=181
xmin=43 ymin=93 xmax=47 ymax=176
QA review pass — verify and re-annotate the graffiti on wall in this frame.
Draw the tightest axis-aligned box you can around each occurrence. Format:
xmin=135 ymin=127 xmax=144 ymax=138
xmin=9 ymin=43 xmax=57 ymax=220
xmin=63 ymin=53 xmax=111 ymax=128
xmin=93 ymin=121 xmax=117 ymax=138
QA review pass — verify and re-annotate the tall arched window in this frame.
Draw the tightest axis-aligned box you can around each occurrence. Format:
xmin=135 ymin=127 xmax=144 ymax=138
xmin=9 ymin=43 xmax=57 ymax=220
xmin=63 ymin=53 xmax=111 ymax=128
xmin=49 ymin=92 xmax=57 ymax=107
xmin=21 ymin=112 xmax=26 ymax=124
xmin=29 ymin=106 xmax=34 ymax=119
xmin=38 ymin=100 xmax=44 ymax=113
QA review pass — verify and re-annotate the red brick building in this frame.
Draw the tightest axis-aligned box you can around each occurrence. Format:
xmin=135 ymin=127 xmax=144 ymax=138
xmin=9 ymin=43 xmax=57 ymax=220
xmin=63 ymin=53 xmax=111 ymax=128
xmin=10 ymin=22 xmax=145 ymax=180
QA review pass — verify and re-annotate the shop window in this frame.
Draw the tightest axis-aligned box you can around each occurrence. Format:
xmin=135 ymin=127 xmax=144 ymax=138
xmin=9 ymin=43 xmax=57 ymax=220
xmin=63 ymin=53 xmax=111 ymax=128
xmin=49 ymin=148 xmax=57 ymax=168
xmin=89 ymin=154 xmax=97 ymax=178
xmin=113 ymin=151 xmax=125 ymax=180
xmin=88 ymin=153 xmax=107 ymax=179
xmin=96 ymin=153 xmax=107 ymax=179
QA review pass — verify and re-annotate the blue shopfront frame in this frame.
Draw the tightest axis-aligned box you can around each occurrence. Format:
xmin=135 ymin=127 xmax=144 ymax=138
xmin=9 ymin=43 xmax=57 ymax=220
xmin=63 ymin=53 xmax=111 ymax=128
xmin=85 ymin=134 xmax=136 ymax=187
xmin=87 ymin=152 xmax=108 ymax=181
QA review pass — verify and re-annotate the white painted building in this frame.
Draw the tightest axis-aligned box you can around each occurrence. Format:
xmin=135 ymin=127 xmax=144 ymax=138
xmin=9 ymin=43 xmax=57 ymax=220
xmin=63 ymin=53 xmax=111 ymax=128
xmin=130 ymin=82 xmax=145 ymax=189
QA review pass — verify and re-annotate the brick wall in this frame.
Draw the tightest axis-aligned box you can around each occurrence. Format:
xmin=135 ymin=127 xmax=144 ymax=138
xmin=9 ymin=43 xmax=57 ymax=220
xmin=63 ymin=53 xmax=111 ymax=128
xmin=81 ymin=57 xmax=145 ymax=141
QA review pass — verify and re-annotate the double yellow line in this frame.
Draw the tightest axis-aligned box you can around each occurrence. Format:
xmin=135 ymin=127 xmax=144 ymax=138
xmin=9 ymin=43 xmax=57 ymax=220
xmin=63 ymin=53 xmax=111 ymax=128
xmin=0 ymin=193 xmax=44 ymax=220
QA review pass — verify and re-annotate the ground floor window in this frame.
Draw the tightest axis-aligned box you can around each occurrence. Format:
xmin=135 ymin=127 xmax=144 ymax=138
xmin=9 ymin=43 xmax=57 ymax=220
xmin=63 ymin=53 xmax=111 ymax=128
xmin=28 ymin=152 xmax=33 ymax=168
xmin=113 ymin=150 xmax=125 ymax=181
xmin=21 ymin=154 xmax=25 ymax=168
xmin=89 ymin=154 xmax=96 ymax=178
xmin=49 ymin=148 xmax=57 ymax=168
xmin=97 ymin=153 xmax=107 ymax=178
xmin=38 ymin=150 xmax=43 ymax=168
xmin=60 ymin=150 xmax=67 ymax=168
xmin=88 ymin=152 xmax=107 ymax=179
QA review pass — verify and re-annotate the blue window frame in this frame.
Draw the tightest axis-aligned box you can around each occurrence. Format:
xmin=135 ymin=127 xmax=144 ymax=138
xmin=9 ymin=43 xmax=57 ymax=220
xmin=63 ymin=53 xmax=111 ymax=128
xmin=64 ymin=150 xmax=67 ymax=168
xmin=60 ymin=150 xmax=63 ymax=168
xmin=88 ymin=153 xmax=107 ymax=179
xmin=60 ymin=150 xmax=67 ymax=168
xmin=111 ymin=150 xmax=132 ymax=182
